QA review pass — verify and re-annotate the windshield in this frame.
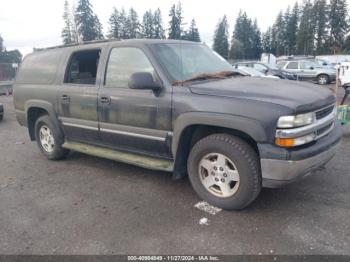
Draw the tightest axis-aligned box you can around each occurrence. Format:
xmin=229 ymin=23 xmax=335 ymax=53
xmin=150 ymin=43 xmax=234 ymax=82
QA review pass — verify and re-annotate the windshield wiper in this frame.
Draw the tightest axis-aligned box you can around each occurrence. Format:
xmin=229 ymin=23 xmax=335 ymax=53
xmin=173 ymin=70 xmax=242 ymax=86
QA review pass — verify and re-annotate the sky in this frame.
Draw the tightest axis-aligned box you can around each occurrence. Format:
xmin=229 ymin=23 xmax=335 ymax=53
xmin=0 ymin=0 xmax=301 ymax=55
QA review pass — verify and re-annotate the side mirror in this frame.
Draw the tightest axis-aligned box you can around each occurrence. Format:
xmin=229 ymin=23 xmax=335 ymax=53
xmin=128 ymin=72 xmax=160 ymax=90
xmin=309 ymin=67 xmax=314 ymax=70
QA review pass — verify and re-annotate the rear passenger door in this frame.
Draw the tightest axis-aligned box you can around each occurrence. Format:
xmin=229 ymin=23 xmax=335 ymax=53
xmin=97 ymin=46 xmax=172 ymax=158
xmin=57 ymin=48 xmax=102 ymax=143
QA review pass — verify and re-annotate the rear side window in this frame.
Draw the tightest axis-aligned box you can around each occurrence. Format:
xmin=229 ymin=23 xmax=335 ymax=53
xmin=16 ymin=50 xmax=62 ymax=84
xmin=65 ymin=49 xmax=100 ymax=85
xmin=105 ymin=47 xmax=155 ymax=88
xmin=286 ymin=61 xmax=298 ymax=69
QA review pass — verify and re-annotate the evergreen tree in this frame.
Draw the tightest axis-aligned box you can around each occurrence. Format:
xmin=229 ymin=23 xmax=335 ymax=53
xmin=75 ymin=0 xmax=101 ymax=41
xmin=262 ymin=27 xmax=273 ymax=53
xmin=313 ymin=0 xmax=328 ymax=54
xmin=272 ymin=11 xmax=286 ymax=56
xmin=142 ymin=10 xmax=154 ymax=38
xmin=108 ymin=8 xmax=120 ymax=39
xmin=297 ymin=0 xmax=316 ymax=55
xmin=168 ymin=3 xmax=183 ymax=39
xmin=71 ymin=3 xmax=80 ymax=43
xmin=118 ymin=8 xmax=129 ymax=39
xmin=153 ymin=8 xmax=165 ymax=39
xmin=183 ymin=19 xmax=201 ymax=42
xmin=213 ymin=15 xmax=229 ymax=60
xmin=128 ymin=8 xmax=140 ymax=39
xmin=230 ymin=11 xmax=262 ymax=59
xmin=62 ymin=0 xmax=73 ymax=44
xmin=93 ymin=15 xmax=104 ymax=40
xmin=328 ymin=0 xmax=349 ymax=52
xmin=285 ymin=3 xmax=299 ymax=55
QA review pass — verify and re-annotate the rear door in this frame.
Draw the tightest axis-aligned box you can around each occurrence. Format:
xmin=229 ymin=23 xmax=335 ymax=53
xmin=97 ymin=45 xmax=172 ymax=157
xmin=299 ymin=61 xmax=316 ymax=80
xmin=57 ymin=48 xmax=103 ymax=144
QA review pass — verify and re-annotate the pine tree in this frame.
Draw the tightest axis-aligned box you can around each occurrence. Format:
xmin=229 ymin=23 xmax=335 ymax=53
xmin=153 ymin=8 xmax=165 ymax=39
xmin=297 ymin=0 xmax=316 ymax=55
xmin=119 ymin=8 xmax=129 ymax=39
xmin=142 ymin=10 xmax=154 ymax=38
xmin=75 ymin=0 xmax=100 ymax=41
xmin=213 ymin=15 xmax=229 ymax=60
xmin=168 ymin=3 xmax=183 ymax=39
xmin=272 ymin=11 xmax=286 ymax=56
xmin=183 ymin=19 xmax=201 ymax=42
xmin=94 ymin=15 xmax=104 ymax=40
xmin=108 ymin=8 xmax=120 ymax=39
xmin=328 ymin=0 xmax=349 ymax=53
xmin=62 ymin=0 xmax=73 ymax=44
xmin=313 ymin=0 xmax=328 ymax=54
xmin=285 ymin=3 xmax=299 ymax=55
xmin=262 ymin=27 xmax=273 ymax=53
xmin=128 ymin=8 xmax=140 ymax=39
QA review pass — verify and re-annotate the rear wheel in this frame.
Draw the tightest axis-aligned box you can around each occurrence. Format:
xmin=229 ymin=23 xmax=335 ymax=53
xmin=317 ymin=74 xmax=329 ymax=85
xmin=34 ymin=115 xmax=69 ymax=160
xmin=187 ymin=134 xmax=261 ymax=210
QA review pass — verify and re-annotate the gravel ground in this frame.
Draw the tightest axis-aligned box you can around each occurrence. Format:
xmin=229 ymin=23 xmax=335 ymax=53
xmin=0 ymin=93 xmax=349 ymax=255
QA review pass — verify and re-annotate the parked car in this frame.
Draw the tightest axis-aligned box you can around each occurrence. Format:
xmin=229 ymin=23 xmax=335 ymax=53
xmin=13 ymin=39 xmax=341 ymax=210
xmin=0 ymin=103 xmax=3 ymax=121
xmin=235 ymin=61 xmax=296 ymax=80
xmin=235 ymin=66 xmax=279 ymax=79
xmin=277 ymin=60 xmax=336 ymax=85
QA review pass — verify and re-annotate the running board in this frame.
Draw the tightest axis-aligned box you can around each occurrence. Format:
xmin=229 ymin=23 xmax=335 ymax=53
xmin=62 ymin=141 xmax=174 ymax=172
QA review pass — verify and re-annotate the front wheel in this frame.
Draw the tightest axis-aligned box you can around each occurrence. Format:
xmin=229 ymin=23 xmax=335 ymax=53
xmin=187 ymin=134 xmax=261 ymax=210
xmin=317 ymin=74 xmax=329 ymax=85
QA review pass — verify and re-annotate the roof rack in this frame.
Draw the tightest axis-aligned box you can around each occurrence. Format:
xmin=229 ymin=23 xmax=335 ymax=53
xmin=33 ymin=38 xmax=122 ymax=52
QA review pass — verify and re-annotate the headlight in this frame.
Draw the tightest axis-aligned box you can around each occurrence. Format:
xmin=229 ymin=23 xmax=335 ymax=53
xmin=275 ymin=133 xmax=316 ymax=147
xmin=277 ymin=112 xmax=314 ymax=128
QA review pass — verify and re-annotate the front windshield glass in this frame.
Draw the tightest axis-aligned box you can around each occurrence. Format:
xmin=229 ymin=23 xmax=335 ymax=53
xmin=151 ymin=43 xmax=234 ymax=81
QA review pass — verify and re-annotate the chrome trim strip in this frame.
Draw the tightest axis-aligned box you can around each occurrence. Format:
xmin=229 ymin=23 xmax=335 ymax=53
xmin=276 ymin=107 xmax=336 ymax=139
xmin=62 ymin=122 xmax=98 ymax=131
xmin=100 ymin=128 xmax=166 ymax=141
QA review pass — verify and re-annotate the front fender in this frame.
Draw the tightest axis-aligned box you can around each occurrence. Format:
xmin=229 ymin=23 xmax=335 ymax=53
xmin=172 ymin=112 xmax=267 ymax=156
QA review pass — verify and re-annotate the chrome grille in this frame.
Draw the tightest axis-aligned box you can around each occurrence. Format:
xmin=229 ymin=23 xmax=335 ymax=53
xmin=316 ymin=105 xmax=334 ymax=120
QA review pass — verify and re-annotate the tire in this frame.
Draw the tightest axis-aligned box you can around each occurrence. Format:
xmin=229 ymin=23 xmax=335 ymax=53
xmin=317 ymin=74 xmax=329 ymax=85
xmin=187 ymin=134 xmax=261 ymax=210
xmin=34 ymin=115 xmax=69 ymax=160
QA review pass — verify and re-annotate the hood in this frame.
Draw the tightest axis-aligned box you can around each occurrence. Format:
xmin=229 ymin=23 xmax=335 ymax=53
xmin=189 ymin=77 xmax=335 ymax=113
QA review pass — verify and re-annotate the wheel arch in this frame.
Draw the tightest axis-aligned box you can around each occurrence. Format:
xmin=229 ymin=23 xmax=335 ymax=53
xmin=172 ymin=112 xmax=267 ymax=179
xmin=25 ymin=100 xmax=61 ymax=141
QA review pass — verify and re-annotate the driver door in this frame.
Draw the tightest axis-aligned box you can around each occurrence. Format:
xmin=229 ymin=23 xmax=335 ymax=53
xmin=97 ymin=46 xmax=172 ymax=158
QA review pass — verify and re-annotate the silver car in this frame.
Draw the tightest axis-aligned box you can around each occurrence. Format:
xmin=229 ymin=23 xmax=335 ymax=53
xmin=277 ymin=60 xmax=336 ymax=85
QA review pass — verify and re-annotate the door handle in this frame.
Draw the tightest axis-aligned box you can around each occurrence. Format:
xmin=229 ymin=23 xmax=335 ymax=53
xmin=61 ymin=94 xmax=70 ymax=103
xmin=100 ymin=96 xmax=111 ymax=104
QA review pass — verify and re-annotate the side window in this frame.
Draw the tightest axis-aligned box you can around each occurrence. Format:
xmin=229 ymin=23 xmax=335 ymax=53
xmin=65 ymin=49 xmax=101 ymax=85
xmin=286 ymin=61 xmax=298 ymax=69
xmin=277 ymin=61 xmax=287 ymax=68
xmin=105 ymin=47 xmax=155 ymax=88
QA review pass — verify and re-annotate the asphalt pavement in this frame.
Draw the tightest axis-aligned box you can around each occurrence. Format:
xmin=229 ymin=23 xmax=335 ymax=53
xmin=0 ymin=95 xmax=349 ymax=255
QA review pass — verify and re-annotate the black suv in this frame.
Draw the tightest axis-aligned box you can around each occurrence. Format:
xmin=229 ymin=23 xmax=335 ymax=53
xmin=13 ymin=40 xmax=341 ymax=210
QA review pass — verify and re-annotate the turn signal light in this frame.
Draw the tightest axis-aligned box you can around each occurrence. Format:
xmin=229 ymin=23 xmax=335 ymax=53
xmin=275 ymin=138 xmax=295 ymax=147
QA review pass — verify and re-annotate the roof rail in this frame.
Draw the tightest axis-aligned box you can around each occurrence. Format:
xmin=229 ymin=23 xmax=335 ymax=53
xmin=33 ymin=38 xmax=122 ymax=52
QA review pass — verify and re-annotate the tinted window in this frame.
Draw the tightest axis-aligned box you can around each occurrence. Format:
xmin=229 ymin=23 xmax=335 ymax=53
xmin=16 ymin=50 xmax=61 ymax=84
xmin=105 ymin=47 xmax=155 ymax=88
xmin=65 ymin=49 xmax=100 ymax=85
xmin=286 ymin=62 xmax=298 ymax=69
xmin=277 ymin=61 xmax=287 ymax=68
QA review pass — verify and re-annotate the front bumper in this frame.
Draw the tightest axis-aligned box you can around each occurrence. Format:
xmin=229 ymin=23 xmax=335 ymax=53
xmin=259 ymin=123 xmax=342 ymax=188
